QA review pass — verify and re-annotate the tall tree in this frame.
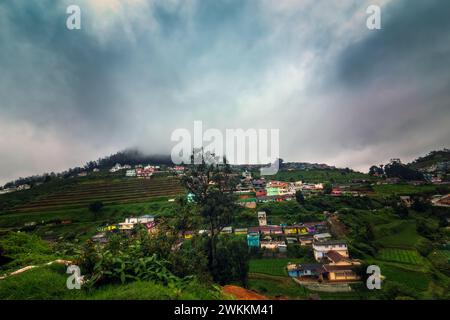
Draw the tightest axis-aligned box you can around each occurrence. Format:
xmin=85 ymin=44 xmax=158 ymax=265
xmin=180 ymin=151 xmax=239 ymax=273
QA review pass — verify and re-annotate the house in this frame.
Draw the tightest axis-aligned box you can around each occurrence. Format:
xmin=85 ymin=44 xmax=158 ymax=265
xmin=234 ymin=228 xmax=248 ymax=235
xmin=221 ymin=226 xmax=233 ymax=234
xmin=259 ymin=225 xmax=283 ymax=235
xmin=325 ymin=250 xmax=353 ymax=266
xmin=287 ymin=263 xmax=325 ymax=279
xmin=136 ymin=167 xmax=153 ymax=178
xmin=266 ymin=187 xmax=281 ymax=196
xmin=92 ymin=233 xmax=108 ymax=243
xmin=237 ymin=198 xmax=257 ymax=209
xmin=126 ymin=169 xmax=136 ymax=177
xmin=255 ymin=189 xmax=267 ymax=197
xmin=313 ymin=233 xmax=332 ymax=241
xmin=242 ymin=171 xmax=252 ymax=180
xmin=184 ymin=231 xmax=194 ymax=239
xmin=299 ymin=235 xmax=314 ymax=246
xmin=331 ymin=189 xmax=342 ymax=197
xmin=16 ymin=184 xmax=31 ymax=191
xmin=118 ymin=222 xmax=134 ymax=231
xmin=144 ymin=221 xmax=157 ymax=234
xmin=399 ymin=196 xmax=412 ymax=207
xmin=125 ymin=215 xmax=154 ymax=224
xmin=110 ymin=163 xmax=123 ymax=173
xmin=247 ymin=233 xmax=260 ymax=247
xmin=258 ymin=211 xmax=267 ymax=226
xmin=260 ymin=241 xmax=286 ymax=251
xmin=286 ymin=237 xmax=298 ymax=244
xmin=322 ymin=265 xmax=360 ymax=282
xmin=252 ymin=179 xmax=266 ymax=189
xmin=312 ymin=240 xmax=349 ymax=261
xmin=283 ymin=226 xmax=298 ymax=235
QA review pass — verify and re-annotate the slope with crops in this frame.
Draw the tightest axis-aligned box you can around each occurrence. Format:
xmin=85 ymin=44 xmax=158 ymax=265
xmin=7 ymin=177 xmax=184 ymax=213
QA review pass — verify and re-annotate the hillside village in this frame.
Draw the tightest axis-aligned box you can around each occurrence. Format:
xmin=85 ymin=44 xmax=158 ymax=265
xmin=0 ymin=149 xmax=449 ymax=300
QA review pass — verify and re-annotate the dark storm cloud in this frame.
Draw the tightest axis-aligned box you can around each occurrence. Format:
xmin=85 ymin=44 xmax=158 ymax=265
xmin=0 ymin=0 xmax=449 ymax=183
xmin=336 ymin=0 xmax=450 ymax=87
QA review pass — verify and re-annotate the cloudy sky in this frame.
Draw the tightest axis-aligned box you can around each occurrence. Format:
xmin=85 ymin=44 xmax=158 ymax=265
xmin=0 ymin=0 xmax=449 ymax=184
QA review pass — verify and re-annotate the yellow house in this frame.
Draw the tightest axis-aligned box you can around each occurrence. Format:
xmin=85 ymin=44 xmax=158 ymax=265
xmin=323 ymin=250 xmax=360 ymax=282
xmin=323 ymin=265 xmax=360 ymax=281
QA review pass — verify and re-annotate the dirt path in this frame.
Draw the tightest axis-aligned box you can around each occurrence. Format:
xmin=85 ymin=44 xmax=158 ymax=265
xmin=223 ymin=285 xmax=269 ymax=300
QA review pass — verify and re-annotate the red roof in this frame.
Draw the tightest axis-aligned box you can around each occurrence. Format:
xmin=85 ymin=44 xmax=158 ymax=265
xmin=326 ymin=250 xmax=350 ymax=263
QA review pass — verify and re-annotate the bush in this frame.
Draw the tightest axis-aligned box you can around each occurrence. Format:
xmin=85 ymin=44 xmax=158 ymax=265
xmin=0 ymin=232 xmax=57 ymax=272
xmin=287 ymin=244 xmax=313 ymax=259
xmin=169 ymin=236 xmax=210 ymax=281
xmin=212 ymin=235 xmax=249 ymax=286
xmin=88 ymin=201 xmax=104 ymax=214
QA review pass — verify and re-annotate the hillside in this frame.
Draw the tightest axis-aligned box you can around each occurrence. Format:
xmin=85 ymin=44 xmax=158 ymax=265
xmin=408 ymin=149 xmax=450 ymax=171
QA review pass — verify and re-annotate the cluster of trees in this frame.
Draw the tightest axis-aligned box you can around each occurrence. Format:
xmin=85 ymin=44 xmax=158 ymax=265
xmin=369 ymin=159 xmax=424 ymax=181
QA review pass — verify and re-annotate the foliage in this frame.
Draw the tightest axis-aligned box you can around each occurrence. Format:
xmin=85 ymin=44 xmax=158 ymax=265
xmin=88 ymin=201 xmax=104 ymax=214
xmin=295 ymin=190 xmax=305 ymax=205
xmin=384 ymin=161 xmax=424 ymax=181
xmin=0 ymin=232 xmax=57 ymax=272
xmin=213 ymin=235 xmax=249 ymax=286
xmin=181 ymin=153 xmax=239 ymax=276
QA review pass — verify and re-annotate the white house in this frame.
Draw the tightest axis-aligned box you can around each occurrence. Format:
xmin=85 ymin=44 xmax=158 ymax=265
xmin=126 ymin=169 xmax=136 ymax=177
xmin=110 ymin=163 xmax=122 ymax=173
xmin=312 ymin=240 xmax=348 ymax=261
xmin=313 ymin=233 xmax=332 ymax=241
xmin=123 ymin=215 xmax=155 ymax=225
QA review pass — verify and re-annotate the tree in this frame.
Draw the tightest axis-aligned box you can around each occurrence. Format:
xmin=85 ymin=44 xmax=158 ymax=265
xmin=384 ymin=162 xmax=423 ymax=181
xmin=181 ymin=151 xmax=239 ymax=275
xmin=171 ymin=197 xmax=200 ymax=239
xmin=88 ymin=201 xmax=104 ymax=215
xmin=369 ymin=165 xmax=384 ymax=176
xmin=323 ymin=183 xmax=332 ymax=194
xmin=214 ymin=236 xmax=249 ymax=286
xmin=295 ymin=190 xmax=305 ymax=205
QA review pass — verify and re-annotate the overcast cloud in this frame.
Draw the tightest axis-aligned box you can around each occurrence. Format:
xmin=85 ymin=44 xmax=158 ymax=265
xmin=0 ymin=0 xmax=449 ymax=184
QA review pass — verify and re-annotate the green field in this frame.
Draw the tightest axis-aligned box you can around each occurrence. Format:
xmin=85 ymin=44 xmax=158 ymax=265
xmin=375 ymin=221 xmax=423 ymax=249
xmin=377 ymin=248 xmax=424 ymax=265
xmin=249 ymin=258 xmax=305 ymax=277
xmin=432 ymin=250 xmax=450 ymax=262
xmin=379 ymin=263 xmax=432 ymax=293
xmin=372 ymin=183 xmax=439 ymax=197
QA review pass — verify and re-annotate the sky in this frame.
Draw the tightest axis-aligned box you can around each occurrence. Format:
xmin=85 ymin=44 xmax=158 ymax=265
xmin=0 ymin=0 xmax=449 ymax=184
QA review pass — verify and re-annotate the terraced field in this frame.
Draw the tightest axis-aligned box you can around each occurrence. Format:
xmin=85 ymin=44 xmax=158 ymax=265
xmin=377 ymin=248 xmax=424 ymax=265
xmin=8 ymin=177 xmax=184 ymax=213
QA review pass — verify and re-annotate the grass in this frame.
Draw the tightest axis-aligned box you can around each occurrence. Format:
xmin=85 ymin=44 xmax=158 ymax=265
xmin=372 ymin=184 xmax=439 ymax=197
xmin=247 ymin=273 xmax=310 ymax=299
xmin=375 ymin=221 xmax=423 ymax=249
xmin=379 ymin=262 xmax=431 ymax=293
xmin=377 ymin=248 xmax=424 ymax=265
xmin=433 ymin=250 xmax=450 ymax=261
xmin=0 ymin=264 xmax=224 ymax=300
xmin=249 ymin=258 xmax=307 ymax=277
